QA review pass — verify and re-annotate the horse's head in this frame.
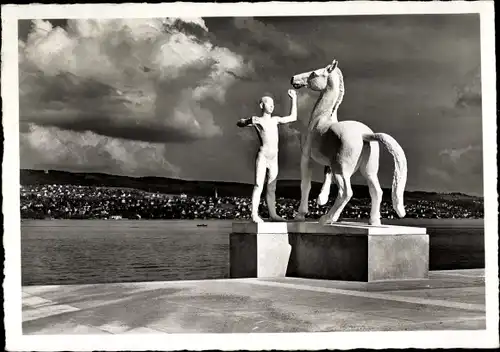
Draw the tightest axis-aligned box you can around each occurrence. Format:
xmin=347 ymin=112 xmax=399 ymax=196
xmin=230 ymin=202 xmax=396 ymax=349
xmin=291 ymin=59 xmax=338 ymax=91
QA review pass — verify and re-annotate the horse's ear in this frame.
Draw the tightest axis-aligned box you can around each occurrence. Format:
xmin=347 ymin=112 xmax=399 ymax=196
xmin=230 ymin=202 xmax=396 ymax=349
xmin=327 ymin=59 xmax=338 ymax=73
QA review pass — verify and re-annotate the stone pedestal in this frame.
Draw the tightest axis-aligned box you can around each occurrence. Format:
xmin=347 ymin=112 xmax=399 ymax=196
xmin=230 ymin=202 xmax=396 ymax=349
xmin=230 ymin=221 xmax=428 ymax=282
xmin=230 ymin=223 xmax=292 ymax=278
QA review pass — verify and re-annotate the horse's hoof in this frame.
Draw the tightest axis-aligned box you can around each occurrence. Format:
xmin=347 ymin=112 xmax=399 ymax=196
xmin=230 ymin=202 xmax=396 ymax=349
xmin=395 ymin=205 xmax=406 ymax=218
xmin=270 ymin=216 xmax=286 ymax=222
xmin=319 ymin=215 xmax=332 ymax=225
xmin=294 ymin=213 xmax=306 ymax=222
xmin=317 ymin=193 xmax=329 ymax=206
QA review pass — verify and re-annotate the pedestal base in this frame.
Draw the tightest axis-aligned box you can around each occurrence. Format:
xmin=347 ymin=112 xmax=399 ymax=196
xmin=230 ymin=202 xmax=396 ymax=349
xmin=230 ymin=221 xmax=429 ymax=282
xmin=230 ymin=229 xmax=292 ymax=278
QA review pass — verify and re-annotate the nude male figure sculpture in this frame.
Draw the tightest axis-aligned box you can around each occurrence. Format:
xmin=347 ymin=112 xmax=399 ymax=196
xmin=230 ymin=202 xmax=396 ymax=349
xmin=237 ymin=89 xmax=298 ymax=223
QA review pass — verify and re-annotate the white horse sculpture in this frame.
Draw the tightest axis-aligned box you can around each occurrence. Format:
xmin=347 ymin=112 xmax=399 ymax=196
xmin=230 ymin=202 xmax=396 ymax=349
xmin=290 ymin=59 xmax=408 ymax=226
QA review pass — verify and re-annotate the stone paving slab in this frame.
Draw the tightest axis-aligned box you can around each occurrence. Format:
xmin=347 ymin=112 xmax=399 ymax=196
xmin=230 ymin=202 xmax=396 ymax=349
xmin=245 ymin=279 xmax=485 ymax=312
xmin=260 ymin=270 xmax=484 ymax=292
xmin=22 ymin=269 xmax=486 ymax=334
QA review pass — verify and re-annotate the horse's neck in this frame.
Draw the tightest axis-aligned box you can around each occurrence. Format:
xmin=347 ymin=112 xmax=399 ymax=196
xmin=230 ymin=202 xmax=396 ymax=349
xmin=308 ymin=89 xmax=338 ymax=131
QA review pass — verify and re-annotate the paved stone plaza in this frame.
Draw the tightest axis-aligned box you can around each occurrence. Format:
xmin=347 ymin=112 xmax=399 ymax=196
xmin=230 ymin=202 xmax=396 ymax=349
xmin=22 ymin=269 xmax=485 ymax=334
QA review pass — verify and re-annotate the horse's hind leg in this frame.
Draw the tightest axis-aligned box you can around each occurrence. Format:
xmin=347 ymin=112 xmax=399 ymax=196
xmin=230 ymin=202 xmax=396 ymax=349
xmin=319 ymin=139 xmax=361 ymax=225
xmin=319 ymin=171 xmax=353 ymax=225
xmin=317 ymin=166 xmax=332 ymax=206
xmin=319 ymin=173 xmax=342 ymax=224
xmin=359 ymin=141 xmax=383 ymax=225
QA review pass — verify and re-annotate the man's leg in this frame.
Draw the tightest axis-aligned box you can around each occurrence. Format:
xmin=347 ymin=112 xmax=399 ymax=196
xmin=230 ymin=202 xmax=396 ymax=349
xmin=296 ymin=135 xmax=312 ymax=221
xmin=296 ymin=153 xmax=313 ymax=221
xmin=266 ymin=159 xmax=285 ymax=222
xmin=251 ymin=154 xmax=267 ymax=223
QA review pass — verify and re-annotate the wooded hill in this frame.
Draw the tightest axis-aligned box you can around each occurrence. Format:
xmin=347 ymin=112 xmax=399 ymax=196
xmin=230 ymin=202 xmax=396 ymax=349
xmin=20 ymin=169 xmax=480 ymax=202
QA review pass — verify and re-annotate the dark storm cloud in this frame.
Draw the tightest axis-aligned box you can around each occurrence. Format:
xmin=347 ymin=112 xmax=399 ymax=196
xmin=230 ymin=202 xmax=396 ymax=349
xmin=20 ymin=69 xmax=218 ymax=143
xmin=19 ymin=18 xmax=249 ymax=145
xmin=205 ymin=17 xmax=313 ymax=79
xmin=26 ymin=114 xmax=204 ymax=144
xmin=20 ymin=123 xmax=180 ymax=177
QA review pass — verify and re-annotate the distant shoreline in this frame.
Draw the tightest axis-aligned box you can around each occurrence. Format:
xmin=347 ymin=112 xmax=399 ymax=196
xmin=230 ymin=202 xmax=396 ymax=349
xmin=21 ymin=218 xmax=485 ymax=228
xmin=20 ymin=174 xmax=484 ymax=220
xmin=20 ymin=169 xmax=483 ymax=200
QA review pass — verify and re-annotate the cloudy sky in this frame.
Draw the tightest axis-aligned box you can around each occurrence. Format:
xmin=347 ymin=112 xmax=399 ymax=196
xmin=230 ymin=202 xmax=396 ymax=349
xmin=18 ymin=14 xmax=483 ymax=196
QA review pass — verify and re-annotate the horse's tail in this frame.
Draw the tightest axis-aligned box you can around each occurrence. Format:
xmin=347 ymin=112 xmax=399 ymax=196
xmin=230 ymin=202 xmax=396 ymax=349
xmin=363 ymin=133 xmax=407 ymax=218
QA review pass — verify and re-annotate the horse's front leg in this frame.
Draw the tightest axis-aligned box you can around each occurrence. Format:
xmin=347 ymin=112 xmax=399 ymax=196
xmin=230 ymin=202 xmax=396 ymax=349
xmin=295 ymin=154 xmax=313 ymax=221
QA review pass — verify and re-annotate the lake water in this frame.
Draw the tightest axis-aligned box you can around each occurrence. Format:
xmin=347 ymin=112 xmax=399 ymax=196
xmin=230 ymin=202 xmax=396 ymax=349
xmin=21 ymin=219 xmax=484 ymax=286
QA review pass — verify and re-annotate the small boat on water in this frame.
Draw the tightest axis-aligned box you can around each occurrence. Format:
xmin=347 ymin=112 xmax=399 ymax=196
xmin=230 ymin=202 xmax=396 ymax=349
xmin=197 ymin=224 xmax=208 ymax=227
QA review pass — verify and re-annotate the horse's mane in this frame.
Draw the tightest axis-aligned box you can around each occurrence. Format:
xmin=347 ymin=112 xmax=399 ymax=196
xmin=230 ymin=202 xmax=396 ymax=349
xmin=332 ymin=67 xmax=345 ymax=113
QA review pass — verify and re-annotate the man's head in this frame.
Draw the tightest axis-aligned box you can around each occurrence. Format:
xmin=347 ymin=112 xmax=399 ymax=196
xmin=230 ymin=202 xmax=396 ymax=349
xmin=260 ymin=96 xmax=275 ymax=114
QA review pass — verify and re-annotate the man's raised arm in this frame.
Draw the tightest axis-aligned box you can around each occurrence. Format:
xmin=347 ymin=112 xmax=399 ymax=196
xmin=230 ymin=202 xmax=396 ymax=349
xmin=277 ymin=89 xmax=298 ymax=124
xmin=236 ymin=117 xmax=255 ymax=128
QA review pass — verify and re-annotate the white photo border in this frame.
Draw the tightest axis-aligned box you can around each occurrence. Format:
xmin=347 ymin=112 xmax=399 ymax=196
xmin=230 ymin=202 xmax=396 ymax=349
xmin=2 ymin=1 xmax=498 ymax=350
